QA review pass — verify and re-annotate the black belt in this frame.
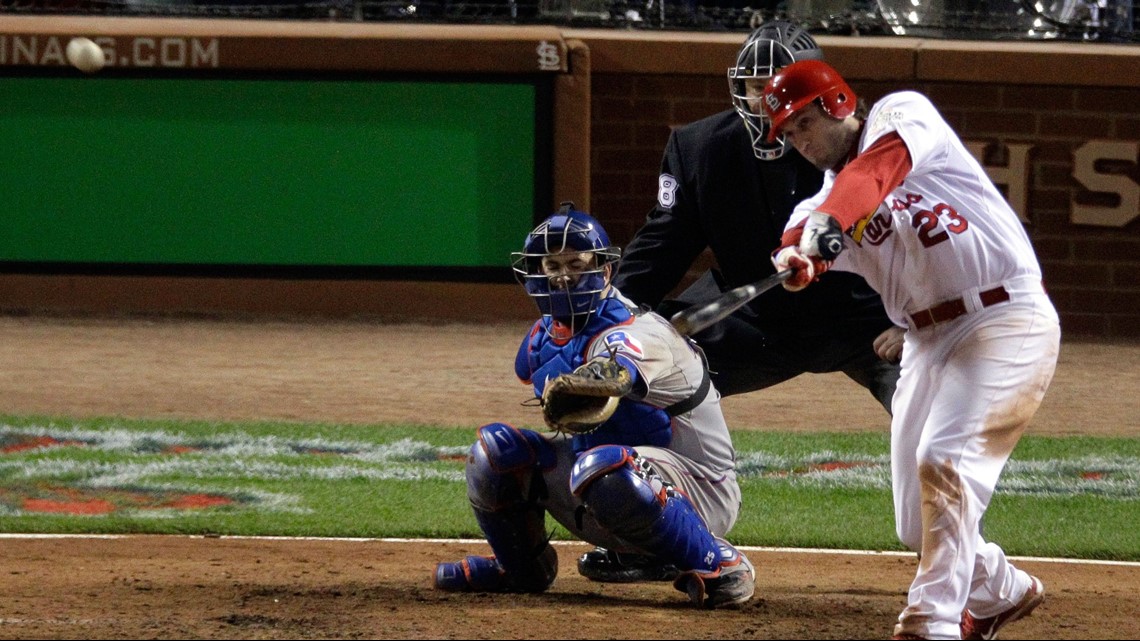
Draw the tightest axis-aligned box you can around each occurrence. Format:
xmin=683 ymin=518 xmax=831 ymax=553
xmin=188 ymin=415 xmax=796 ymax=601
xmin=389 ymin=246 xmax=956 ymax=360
xmin=909 ymin=286 xmax=1011 ymax=330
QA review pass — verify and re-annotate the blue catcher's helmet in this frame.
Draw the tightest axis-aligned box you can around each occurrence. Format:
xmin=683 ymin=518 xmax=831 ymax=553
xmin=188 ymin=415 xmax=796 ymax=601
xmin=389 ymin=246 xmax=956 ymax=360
xmin=511 ymin=202 xmax=621 ymax=332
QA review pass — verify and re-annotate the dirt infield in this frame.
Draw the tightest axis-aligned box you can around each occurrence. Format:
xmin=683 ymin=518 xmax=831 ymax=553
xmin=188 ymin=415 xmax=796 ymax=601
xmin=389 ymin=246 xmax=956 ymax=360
xmin=0 ymin=316 xmax=1138 ymax=640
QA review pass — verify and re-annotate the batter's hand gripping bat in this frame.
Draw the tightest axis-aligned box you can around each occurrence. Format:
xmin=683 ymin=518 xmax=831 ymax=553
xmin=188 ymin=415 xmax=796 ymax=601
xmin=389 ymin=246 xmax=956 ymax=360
xmin=669 ymin=269 xmax=793 ymax=336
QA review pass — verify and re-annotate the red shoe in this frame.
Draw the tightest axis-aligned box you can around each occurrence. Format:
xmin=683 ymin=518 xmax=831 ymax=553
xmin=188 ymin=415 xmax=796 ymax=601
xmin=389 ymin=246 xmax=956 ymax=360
xmin=890 ymin=634 xmax=928 ymax=640
xmin=961 ymin=576 xmax=1045 ymax=640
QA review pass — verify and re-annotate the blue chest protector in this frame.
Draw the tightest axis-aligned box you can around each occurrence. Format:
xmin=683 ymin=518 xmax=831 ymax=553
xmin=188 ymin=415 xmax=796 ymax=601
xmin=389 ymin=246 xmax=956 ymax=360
xmin=515 ymin=297 xmax=673 ymax=453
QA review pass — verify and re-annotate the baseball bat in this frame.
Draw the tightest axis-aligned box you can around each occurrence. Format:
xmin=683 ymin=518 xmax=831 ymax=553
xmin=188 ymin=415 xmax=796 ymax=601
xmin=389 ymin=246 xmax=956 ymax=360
xmin=669 ymin=269 xmax=793 ymax=336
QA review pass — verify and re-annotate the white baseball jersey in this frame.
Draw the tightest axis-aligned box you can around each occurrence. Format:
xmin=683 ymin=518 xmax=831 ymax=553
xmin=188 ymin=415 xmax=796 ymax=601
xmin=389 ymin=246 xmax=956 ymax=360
xmin=786 ymin=90 xmax=1061 ymax=639
xmin=790 ymin=91 xmax=1043 ymax=327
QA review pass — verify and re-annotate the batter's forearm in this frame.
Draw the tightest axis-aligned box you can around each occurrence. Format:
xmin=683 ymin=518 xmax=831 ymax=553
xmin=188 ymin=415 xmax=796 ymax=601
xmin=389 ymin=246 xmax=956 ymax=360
xmin=818 ymin=133 xmax=912 ymax=230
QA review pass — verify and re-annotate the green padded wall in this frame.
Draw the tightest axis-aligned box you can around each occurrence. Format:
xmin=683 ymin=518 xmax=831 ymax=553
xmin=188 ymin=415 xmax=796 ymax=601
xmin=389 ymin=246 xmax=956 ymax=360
xmin=0 ymin=76 xmax=538 ymax=268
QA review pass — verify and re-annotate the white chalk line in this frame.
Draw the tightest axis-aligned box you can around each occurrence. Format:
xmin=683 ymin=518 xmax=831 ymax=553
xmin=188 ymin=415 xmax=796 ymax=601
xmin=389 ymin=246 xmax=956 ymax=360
xmin=2 ymin=533 xmax=1138 ymax=568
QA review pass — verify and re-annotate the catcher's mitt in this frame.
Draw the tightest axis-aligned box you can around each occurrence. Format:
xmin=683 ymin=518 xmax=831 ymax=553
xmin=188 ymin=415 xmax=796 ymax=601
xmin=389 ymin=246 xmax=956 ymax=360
xmin=541 ymin=354 xmax=633 ymax=434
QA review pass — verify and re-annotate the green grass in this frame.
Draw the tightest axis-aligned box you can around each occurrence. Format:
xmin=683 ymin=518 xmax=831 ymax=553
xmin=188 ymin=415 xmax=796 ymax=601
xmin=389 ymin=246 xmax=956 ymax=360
xmin=1 ymin=415 xmax=1137 ymax=560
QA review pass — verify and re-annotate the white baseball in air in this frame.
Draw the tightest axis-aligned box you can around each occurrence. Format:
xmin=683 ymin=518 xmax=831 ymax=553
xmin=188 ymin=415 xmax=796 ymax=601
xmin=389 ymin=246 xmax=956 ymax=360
xmin=66 ymin=37 xmax=105 ymax=74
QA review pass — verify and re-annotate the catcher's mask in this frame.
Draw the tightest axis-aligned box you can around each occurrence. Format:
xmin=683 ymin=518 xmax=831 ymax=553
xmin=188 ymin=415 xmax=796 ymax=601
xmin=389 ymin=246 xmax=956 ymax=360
xmin=511 ymin=202 xmax=621 ymax=334
xmin=727 ymin=20 xmax=823 ymax=161
xmin=762 ymin=59 xmax=857 ymax=144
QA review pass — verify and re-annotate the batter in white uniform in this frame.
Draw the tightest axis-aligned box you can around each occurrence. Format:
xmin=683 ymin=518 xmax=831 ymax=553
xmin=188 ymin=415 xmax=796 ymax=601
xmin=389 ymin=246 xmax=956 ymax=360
xmin=761 ymin=61 xmax=1060 ymax=639
xmin=433 ymin=203 xmax=755 ymax=610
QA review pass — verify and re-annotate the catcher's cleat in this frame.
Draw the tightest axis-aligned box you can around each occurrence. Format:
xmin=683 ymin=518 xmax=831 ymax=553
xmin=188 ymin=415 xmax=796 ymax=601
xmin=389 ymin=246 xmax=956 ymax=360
xmin=961 ymin=575 xmax=1045 ymax=640
xmin=434 ymin=550 xmax=556 ymax=594
xmin=672 ymin=544 xmax=755 ymax=609
xmin=576 ymin=547 xmax=680 ymax=583
xmin=890 ymin=634 xmax=929 ymax=640
xmin=433 ymin=555 xmax=505 ymax=592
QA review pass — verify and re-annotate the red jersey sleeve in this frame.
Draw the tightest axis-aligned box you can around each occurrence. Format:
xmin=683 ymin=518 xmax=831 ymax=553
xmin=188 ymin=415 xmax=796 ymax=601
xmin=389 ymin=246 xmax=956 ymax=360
xmin=817 ymin=132 xmax=912 ymax=231
xmin=779 ymin=223 xmax=804 ymax=249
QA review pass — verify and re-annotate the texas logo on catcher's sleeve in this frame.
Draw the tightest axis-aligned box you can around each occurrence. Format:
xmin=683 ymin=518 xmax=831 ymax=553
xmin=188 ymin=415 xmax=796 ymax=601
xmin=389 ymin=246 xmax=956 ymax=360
xmin=601 ymin=331 xmax=645 ymax=361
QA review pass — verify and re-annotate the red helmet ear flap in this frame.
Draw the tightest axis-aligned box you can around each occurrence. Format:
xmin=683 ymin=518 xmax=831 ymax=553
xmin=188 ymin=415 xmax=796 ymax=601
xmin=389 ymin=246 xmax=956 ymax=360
xmin=762 ymin=60 xmax=857 ymax=142
xmin=819 ymin=83 xmax=857 ymax=121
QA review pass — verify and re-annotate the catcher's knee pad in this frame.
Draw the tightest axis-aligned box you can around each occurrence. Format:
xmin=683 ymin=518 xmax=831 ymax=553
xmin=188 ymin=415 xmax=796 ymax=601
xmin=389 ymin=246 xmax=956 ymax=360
xmin=467 ymin=422 xmax=555 ymax=512
xmin=569 ymin=445 xmax=720 ymax=575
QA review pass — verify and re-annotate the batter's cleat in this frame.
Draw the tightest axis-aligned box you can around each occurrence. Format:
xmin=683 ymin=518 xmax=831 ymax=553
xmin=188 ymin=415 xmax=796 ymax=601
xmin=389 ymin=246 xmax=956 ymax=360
xmin=961 ymin=575 xmax=1045 ymax=640
xmin=434 ymin=555 xmax=505 ymax=592
xmin=576 ymin=547 xmax=680 ymax=583
xmin=672 ymin=544 xmax=755 ymax=609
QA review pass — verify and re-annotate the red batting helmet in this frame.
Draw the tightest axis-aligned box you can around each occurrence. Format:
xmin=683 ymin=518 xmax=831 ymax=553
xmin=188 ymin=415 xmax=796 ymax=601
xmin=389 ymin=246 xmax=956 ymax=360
xmin=762 ymin=60 xmax=857 ymax=142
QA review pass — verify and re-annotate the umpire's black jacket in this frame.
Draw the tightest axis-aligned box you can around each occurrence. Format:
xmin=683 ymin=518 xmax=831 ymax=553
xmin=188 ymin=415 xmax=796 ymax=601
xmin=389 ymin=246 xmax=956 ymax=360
xmin=612 ymin=109 xmax=898 ymax=401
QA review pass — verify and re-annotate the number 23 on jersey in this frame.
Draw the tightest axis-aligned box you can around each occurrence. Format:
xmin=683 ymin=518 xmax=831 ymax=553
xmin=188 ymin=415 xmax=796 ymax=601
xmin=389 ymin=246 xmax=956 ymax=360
xmin=893 ymin=193 xmax=970 ymax=249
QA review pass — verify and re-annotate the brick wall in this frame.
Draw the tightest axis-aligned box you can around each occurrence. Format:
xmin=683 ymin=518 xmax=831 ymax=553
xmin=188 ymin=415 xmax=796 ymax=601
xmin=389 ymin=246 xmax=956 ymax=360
xmin=0 ymin=21 xmax=1134 ymax=333
xmin=589 ymin=71 xmax=1140 ymax=339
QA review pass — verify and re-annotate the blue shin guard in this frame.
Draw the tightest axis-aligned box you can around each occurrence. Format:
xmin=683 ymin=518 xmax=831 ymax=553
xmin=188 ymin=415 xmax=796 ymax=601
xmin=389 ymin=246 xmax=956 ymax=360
xmin=434 ymin=423 xmax=558 ymax=593
xmin=570 ymin=445 xmax=755 ymax=608
xmin=569 ymin=445 xmax=720 ymax=574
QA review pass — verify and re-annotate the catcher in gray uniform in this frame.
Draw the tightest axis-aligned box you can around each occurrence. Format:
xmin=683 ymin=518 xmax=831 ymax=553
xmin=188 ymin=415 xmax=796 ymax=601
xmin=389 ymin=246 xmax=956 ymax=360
xmin=433 ymin=202 xmax=754 ymax=609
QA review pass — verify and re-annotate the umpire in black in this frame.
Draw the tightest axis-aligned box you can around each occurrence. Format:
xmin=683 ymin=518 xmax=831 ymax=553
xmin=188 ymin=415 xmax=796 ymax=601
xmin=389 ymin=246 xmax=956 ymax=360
xmin=580 ymin=19 xmax=903 ymax=583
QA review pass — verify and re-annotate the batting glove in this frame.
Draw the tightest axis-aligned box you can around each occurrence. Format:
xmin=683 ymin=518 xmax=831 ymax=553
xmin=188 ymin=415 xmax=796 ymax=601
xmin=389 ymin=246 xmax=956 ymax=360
xmin=772 ymin=245 xmax=831 ymax=292
xmin=799 ymin=211 xmax=845 ymax=260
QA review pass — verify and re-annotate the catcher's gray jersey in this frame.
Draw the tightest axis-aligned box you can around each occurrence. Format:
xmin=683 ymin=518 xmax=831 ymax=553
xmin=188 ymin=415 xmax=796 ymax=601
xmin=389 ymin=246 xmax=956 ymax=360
xmin=538 ymin=290 xmax=742 ymax=545
xmin=583 ymin=291 xmax=736 ymax=477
